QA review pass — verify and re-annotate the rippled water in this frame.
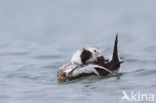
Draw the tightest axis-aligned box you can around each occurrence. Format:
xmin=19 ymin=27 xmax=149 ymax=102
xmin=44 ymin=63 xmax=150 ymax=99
xmin=0 ymin=0 xmax=156 ymax=103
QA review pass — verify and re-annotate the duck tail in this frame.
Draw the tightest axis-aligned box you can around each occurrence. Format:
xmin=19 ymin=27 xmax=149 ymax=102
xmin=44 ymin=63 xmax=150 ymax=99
xmin=112 ymin=34 xmax=123 ymax=63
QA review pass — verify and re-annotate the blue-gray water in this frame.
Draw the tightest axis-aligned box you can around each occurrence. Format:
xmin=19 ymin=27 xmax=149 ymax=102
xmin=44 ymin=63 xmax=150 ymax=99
xmin=0 ymin=0 xmax=156 ymax=103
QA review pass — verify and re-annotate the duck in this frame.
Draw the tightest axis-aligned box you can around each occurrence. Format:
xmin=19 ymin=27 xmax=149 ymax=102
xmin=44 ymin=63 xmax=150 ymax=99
xmin=57 ymin=34 xmax=122 ymax=83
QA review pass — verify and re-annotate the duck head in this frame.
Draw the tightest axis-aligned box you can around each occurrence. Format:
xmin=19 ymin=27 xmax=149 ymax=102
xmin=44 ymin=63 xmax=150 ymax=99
xmin=71 ymin=46 xmax=106 ymax=65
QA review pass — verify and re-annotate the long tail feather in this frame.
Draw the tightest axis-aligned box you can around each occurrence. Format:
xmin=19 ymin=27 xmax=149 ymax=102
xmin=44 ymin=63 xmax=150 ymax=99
xmin=112 ymin=34 xmax=119 ymax=61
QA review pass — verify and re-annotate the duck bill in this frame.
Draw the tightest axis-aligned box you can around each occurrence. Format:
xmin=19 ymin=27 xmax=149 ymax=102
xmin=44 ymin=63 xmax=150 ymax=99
xmin=104 ymin=58 xmax=109 ymax=62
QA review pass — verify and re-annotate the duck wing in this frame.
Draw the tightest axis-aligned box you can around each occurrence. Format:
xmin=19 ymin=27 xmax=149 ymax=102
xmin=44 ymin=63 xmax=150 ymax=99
xmin=67 ymin=64 xmax=112 ymax=80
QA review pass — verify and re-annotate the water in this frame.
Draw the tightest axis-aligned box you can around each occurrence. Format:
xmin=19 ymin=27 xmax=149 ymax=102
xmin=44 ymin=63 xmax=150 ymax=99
xmin=0 ymin=0 xmax=156 ymax=103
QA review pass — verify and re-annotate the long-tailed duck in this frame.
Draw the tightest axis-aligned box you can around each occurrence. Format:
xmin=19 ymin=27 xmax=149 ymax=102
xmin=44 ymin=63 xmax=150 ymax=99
xmin=57 ymin=34 xmax=122 ymax=83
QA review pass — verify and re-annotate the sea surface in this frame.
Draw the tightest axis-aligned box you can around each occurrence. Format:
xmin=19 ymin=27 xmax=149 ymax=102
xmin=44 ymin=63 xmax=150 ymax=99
xmin=0 ymin=0 xmax=156 ymax=103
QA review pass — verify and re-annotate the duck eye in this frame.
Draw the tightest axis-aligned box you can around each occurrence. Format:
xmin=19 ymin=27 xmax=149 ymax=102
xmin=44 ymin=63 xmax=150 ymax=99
xmin=94 ymin=50 xmax=96 ymax=52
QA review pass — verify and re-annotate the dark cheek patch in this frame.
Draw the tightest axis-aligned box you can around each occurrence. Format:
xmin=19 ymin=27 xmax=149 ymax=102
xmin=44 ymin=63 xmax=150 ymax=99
xmin=80 ymin=49 xmax=92 ymax=64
